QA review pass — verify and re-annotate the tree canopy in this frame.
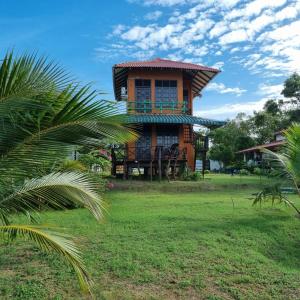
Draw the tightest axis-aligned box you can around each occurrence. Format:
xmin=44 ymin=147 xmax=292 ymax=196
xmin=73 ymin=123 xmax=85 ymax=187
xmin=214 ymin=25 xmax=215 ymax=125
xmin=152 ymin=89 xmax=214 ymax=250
xmin=208 ymin=73 xmax=300 ymax=168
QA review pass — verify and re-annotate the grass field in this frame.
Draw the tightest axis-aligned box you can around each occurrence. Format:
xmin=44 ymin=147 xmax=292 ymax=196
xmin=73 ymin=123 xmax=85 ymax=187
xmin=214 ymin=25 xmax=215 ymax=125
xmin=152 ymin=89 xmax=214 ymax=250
xmin=1 ymin=175 xmax=300 ymax=299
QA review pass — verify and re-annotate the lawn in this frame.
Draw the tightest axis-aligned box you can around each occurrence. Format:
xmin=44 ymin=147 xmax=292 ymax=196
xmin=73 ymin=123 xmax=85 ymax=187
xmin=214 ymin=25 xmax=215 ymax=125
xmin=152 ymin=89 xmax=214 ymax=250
xmin=1 ymin=175 xmax=300 ymax=299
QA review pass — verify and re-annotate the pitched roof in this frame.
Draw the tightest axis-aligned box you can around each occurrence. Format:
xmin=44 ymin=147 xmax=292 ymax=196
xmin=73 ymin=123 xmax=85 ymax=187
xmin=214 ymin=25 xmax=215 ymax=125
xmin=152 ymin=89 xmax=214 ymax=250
xmin=113 ymin=58 xmax=220 ymax=101
xmin=114 ymin=58 xmax=219 ymax=72
xmin=126 ymin=114 xmax=226 ymax=129
xmin=237 ymin=140 xmax=286 ymax=153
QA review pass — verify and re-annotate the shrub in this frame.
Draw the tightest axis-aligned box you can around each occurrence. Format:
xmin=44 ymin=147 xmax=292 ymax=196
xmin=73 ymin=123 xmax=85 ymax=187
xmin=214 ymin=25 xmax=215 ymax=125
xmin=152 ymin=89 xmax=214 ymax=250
xmin=183 ymin=171 xmax=202 ymax=181
xmin=191 ymin=172 xmax=202 ymax=181
xmin=253 ymin=167 xmax=262 ymax=176
xmin=240 ymin=169 xmax=250 ymax=175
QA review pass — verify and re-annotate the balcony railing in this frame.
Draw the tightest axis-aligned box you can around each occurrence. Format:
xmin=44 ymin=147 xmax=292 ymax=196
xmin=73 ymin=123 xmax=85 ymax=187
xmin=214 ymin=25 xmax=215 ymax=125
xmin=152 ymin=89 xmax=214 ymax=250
xmin=127 ymin=100 xmax=190 ymax=114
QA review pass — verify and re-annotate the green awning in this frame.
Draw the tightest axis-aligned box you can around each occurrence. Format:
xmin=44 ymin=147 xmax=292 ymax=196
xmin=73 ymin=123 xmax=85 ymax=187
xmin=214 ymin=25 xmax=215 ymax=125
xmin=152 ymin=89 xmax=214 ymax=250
xmin=126 ymin=114 xmax=225 ymax=128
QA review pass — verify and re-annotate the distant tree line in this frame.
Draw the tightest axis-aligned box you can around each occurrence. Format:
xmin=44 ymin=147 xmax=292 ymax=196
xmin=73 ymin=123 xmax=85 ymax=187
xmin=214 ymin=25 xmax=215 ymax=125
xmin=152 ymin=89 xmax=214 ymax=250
xmin=208 ymin=73 xmax=300 ymax=168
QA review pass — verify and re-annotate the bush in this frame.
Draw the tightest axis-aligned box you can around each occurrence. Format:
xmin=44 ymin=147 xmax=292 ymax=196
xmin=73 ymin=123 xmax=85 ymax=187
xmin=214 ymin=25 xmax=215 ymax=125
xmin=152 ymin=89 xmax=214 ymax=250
xmin=240 ymin=169 xmax=250 ymax=176
xmin=191 ymin=172 xmax=202 ymax=181
xmin=253 ymin=167 xmax=262 ymax=176
xmin=183 ymin=171 xmax=202 ymax=181
xmin=204 ymin=170 xmax=210 ymax=174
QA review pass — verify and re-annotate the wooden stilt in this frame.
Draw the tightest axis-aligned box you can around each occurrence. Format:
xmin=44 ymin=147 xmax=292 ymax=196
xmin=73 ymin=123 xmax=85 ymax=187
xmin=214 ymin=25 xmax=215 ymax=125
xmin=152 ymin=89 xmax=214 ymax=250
xmin=166 ymin=158 xmax=171 ymax=182
xmin=173 ymin=157 xmax=178 ymax=180
xmin=123 ymin=160 xmax=127 ymax=180
xmin=137 ymin=162 xmax=142 ymax=178
xmin=150 ymin=160 xmax=153 ymax=181
xmin=158 ymin=147 xmax=162 ymax=182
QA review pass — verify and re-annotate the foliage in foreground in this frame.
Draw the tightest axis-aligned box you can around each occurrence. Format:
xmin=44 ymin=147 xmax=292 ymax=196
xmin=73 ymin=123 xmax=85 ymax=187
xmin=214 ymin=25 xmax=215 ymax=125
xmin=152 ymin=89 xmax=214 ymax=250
xmin=252 ymin=124 xmax=300 ymax=216
xmin=0 ymin=51 xmax=135 ymax=293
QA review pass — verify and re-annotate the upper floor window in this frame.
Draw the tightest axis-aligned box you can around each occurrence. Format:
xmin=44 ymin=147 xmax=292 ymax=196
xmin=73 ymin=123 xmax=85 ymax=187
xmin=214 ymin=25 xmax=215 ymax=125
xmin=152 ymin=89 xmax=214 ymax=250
xmin=155 ymin=80 xmax=177 ymax=109
xmin=135 ymin=79 xmax=151 ymax=112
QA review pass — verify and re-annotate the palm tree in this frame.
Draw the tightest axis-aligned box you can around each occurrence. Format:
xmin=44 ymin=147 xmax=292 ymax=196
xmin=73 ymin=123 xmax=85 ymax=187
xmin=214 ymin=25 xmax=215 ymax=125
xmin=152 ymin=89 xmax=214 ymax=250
xmin=0 ymin=51 xmax=135 ymax=293
xmin=253 ymin=123 xmax=300 ymax=215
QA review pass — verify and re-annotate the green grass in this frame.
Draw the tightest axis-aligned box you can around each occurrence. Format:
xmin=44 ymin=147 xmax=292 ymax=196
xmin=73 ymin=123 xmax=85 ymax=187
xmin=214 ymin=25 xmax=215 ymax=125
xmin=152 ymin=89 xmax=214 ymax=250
xmin=1 ymin=175 xmax=300 ymax=299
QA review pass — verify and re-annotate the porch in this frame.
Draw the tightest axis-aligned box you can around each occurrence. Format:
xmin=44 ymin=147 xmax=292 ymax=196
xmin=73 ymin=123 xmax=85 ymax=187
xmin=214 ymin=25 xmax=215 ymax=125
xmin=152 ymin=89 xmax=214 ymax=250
xmin=111 ymin=145 xmax=188 ymax=181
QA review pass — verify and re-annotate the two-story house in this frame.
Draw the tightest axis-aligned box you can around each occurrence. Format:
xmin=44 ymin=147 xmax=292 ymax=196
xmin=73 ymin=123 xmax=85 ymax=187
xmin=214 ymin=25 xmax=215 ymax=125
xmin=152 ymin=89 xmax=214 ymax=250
xmin=111 ymin=58 xmax=225 ymax=179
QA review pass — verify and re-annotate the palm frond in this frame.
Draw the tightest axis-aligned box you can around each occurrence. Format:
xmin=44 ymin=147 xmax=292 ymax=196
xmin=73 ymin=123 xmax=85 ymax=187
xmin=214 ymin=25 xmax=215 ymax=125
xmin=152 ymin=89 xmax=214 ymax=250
xmin=252 ymin=184 xmax=300 ymax=214
xmin=0 ymin=90 xmax=136 ymax=177
xmin=0 ymin=172 xmax=104 ymax=221
xmin=0 ymin=225 xmax=92 ymax=293
xmin=57 ymin=159 xmax=87 ymax=172
xmin=0 ymin=51 xmax=71 ymax=101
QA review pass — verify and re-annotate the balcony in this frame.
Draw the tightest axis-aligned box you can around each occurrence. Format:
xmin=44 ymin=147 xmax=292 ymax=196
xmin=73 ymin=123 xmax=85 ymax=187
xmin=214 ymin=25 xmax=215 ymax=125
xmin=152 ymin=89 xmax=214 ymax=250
xmin=127 ymin=100 xmax=190 ymax=114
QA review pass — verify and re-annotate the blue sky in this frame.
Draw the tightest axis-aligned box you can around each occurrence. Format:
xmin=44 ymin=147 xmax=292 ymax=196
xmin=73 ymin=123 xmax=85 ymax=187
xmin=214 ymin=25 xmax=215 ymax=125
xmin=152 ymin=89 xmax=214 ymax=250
xmin=1 ymin=0 xmax=300 ymax=120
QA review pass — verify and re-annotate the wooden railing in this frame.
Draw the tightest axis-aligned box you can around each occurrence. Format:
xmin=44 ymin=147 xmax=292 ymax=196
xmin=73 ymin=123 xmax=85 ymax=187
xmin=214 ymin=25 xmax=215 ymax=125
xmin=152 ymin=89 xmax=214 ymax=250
xmin=127 ymin=100 xmax=190 ymax=114
xmin=111 ymin=145 xmax=187 ymax=162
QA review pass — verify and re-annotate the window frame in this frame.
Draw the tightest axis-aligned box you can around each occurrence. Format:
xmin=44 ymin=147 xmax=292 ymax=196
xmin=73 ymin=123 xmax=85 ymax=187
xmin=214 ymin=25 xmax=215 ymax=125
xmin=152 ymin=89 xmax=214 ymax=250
xmin=155 ymin=79 xmax=178 ymax=109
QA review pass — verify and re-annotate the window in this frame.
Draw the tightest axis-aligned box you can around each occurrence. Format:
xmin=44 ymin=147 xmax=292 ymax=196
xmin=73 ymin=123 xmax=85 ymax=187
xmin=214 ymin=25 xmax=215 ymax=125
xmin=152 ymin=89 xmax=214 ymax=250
xmin=157 ymin=126 xmax=179 ymax=149
xmin=155 ymin=80 xmax=177 ymax=109
xmin=135 ymin=79 xmax=151 ymax=112
xmin=135 ymin=127 xmax=152 ymax=160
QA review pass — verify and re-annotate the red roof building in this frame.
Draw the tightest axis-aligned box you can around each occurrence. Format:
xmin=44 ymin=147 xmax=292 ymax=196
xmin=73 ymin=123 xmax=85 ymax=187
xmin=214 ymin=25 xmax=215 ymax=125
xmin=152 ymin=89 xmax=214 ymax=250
xmin=111 ymin=57 xmax=224 ymax=179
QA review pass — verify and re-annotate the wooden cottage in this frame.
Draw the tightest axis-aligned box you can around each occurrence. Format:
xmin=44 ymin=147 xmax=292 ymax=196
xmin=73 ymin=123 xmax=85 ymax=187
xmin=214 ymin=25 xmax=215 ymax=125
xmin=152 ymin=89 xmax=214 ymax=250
xmin=111 ymin=58 xmax=224 ymax=179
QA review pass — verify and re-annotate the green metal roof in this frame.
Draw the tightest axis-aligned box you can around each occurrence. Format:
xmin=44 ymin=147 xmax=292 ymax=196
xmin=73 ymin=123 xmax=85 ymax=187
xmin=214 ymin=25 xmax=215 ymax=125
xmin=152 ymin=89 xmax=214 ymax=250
xmin=126 ymin=114 xmax=225 ymax=128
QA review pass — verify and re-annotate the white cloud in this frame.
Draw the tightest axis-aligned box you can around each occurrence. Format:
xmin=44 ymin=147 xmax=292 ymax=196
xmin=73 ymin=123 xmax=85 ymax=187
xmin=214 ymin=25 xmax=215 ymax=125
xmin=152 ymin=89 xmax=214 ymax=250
xmin=112 ymin=24 xmax=126 ymax=36
xmin=211 ymin=61 xmax=224 ymax=69
xmin=121 ymin=25 xmax=155 ymax=41
xmin=145 ymin=10 xmax=162 ymax=20
xmin=195 ymin=98 xmax=268 ymax=119
xmin=226 ymin=0 xmax=287 ymax=20
xmin=209 ymin=21 xmax=228 ymax=39
xmin=128 ymin=0 xmax=197 ymax=6
xmin=258 ymin=83 xmax=283 ymax=97
xmin=219 ymin=29 xmax=249 ymax=45
xmin=230 ymin=47 xmax=240 ymax=53
xmin=107 ymin=0 xmax=300 ymax=89
xmin=205 ymin=82 xmax=246 ymax=96
xmin=260 ymin=19 xmax=300 ymax=41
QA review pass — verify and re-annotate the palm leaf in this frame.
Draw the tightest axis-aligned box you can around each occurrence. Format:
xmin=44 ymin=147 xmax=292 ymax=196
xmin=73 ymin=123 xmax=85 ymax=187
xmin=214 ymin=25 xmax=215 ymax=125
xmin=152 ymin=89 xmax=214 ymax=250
xmin=0 ymin=225 xmax=92 ymax=293
xmin=0 ymin=51 xmax=70 ymax=101
xmin=0 ymin=172 xmax=104 ymax=221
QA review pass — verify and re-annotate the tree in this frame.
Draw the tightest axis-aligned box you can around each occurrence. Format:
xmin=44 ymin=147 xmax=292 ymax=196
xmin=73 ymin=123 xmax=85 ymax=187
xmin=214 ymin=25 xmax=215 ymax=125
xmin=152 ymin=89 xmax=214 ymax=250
xmin=253 ymin=124 xmax=300 ymax=216
xmin=209 ymin=114 xmax=255 ymax=167
xmin=282 ymin=73 xmax=300 ymax=103
xmin=249 ymin=111 xmax=283 ymax=144
xmin=263 ymin=99 xmax=281 ymax=115
xmin=0 ymin=51 xmax=135 ymax=294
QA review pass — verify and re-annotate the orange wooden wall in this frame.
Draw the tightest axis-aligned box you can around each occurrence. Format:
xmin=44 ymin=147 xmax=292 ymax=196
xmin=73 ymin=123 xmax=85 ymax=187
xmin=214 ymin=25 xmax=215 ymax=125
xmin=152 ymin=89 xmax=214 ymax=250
xmin=126 ymin=69 xmax=195 ymax=170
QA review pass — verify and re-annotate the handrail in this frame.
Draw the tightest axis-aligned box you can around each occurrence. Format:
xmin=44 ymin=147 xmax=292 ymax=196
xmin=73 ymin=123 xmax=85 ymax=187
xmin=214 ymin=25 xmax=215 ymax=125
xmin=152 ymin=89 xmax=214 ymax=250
xmin=112 ymin=145 xmax=187 ymax=161
xmin=127 ymin=100 xmax=190 ymax=114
